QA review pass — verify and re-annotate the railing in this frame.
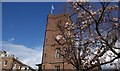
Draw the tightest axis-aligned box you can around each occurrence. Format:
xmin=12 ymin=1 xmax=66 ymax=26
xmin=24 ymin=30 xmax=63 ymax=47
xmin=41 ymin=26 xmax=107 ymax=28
xmin=0 ymin=54 xmax=18 ymax=59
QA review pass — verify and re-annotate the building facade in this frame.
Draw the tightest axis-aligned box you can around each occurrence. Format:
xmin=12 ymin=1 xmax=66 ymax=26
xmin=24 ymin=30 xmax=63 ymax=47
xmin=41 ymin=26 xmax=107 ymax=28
xmin=0 ymin=51 xmax=2 ymax=71
xmin=41 ymin=14 xmax=74 ymax=71
xmin=0 ymin=51 xmax=35 ymax=71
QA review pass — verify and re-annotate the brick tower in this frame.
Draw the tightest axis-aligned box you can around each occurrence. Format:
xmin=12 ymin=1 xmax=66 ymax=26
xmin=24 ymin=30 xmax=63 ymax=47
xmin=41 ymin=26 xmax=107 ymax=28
xmin=41 ymin=14 xmax=74 ymax=70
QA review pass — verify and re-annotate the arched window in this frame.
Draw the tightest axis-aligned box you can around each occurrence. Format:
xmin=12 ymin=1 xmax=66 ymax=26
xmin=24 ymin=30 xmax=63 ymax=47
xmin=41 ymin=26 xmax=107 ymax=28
xmin=55 ymin=48 xmax=60 ymax=58
xmin=3 ymin=60 xmax=7 ymax=66
xmin=55 ymin=66 xmax=60 ymax=71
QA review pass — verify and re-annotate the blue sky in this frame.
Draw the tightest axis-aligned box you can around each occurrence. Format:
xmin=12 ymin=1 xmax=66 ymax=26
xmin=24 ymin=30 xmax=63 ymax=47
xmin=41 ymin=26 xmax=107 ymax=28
xmin=2 ymin=2 xmax=66 ymax=48
xmin=2 ymin=2 xmax=66 ymax=68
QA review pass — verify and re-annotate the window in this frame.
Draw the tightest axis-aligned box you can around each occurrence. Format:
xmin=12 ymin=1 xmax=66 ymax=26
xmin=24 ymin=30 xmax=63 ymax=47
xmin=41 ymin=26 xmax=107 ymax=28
xmin=58 ymin=21 xmax=62 ymax=24
xmin=44 ymin=53 xmax=46 ymax=57
xmin=25 ymin=67 xmax=27 ymax=70
xmin=14 ymin=63 xmax=17 ymax=68
xmin=3 ymin=60 xmax=7 ymax=66
xmin=55 ymin=48 xmax=60 ymax=58
xmin=2 ymin=68 xmax=6 ymax=71
xmin=43 ymin=65 xmax=45 ymax=70
xmin=12 ymin=63 xmax=17 ymax=70
xmin=55 ymin=66 xmax=60 ymax=71
xmin=18 ymin=66 xmax=21 ymax=69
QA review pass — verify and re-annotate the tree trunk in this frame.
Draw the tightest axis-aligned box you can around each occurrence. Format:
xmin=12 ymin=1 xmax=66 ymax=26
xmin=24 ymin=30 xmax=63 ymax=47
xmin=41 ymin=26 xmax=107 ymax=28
xmin=76 ymin=69 xmax=80 ymax=71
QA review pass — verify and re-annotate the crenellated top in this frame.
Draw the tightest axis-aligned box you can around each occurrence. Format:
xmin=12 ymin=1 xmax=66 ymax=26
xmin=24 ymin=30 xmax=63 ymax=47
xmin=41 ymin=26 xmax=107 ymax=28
xmin=48 ymin=14 xmax=69 ymax=19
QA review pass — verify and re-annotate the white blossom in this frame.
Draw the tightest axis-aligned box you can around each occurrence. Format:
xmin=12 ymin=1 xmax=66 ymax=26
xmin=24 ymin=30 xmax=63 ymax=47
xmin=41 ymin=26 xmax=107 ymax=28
xmin=56 ymin=35 xmax=62 ymax=40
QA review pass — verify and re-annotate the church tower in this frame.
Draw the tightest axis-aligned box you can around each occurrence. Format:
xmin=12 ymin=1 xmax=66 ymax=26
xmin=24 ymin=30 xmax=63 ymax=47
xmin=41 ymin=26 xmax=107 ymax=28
xmin=41 ymin=14 xmax=74 ymax=70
